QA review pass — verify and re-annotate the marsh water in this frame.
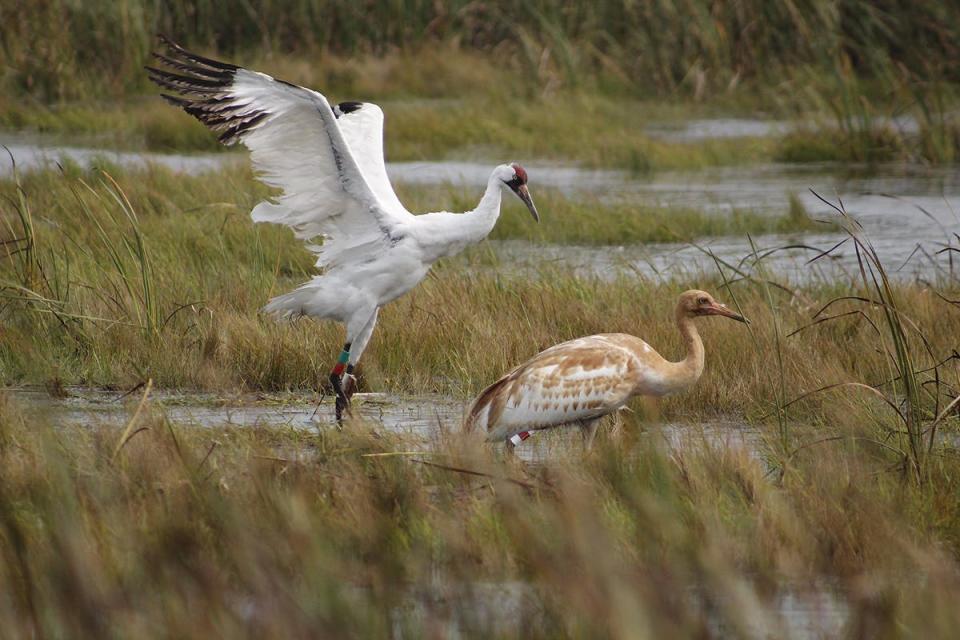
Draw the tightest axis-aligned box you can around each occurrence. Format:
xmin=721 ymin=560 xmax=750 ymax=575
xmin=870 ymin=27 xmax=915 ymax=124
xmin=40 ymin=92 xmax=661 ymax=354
xmin=394 ymin=159 xmax=960 ymax=282
xmin=9 ymin=386 xmax=765 ymax=464
xmin=11 ymin=385 xmax=849 ymax=638
xmin=390 ymin=576 xmax=850 ymax=639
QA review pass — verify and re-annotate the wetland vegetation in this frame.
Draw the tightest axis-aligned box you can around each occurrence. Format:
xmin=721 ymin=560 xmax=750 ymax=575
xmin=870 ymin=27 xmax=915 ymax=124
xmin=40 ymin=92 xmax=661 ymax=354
xmin=2 ymin=161 xmax=959 ymax=636
xmin=2 ymin=399 xmax=960 ymax=638
xmin=3 ymin=0 xmax=960 ymax=167
xmin=2 ymin=2 xmax=960 ymax=636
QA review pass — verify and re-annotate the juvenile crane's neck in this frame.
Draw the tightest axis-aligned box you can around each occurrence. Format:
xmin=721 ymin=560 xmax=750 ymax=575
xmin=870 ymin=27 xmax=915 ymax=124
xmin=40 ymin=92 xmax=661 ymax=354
xmin=663 ymin=308 xmax=705 ymax=394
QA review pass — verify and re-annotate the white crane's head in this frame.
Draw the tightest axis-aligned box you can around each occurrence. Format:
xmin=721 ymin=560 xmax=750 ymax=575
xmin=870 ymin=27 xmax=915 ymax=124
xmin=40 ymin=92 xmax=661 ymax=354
xmin=496 ymin=163 xmax=539 ymax=222
xmin=678 ymin=290 xmax=749 ymax=323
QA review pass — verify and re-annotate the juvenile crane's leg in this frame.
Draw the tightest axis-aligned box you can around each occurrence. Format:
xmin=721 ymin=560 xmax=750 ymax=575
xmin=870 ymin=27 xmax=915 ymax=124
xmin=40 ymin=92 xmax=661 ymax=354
xmin=343 ymin=308 xmax=379 ymax=403
xmin=506 ymin=430 xmax=531 ymax=455
xmin=579 ymin=418 xmax=601 ymax=451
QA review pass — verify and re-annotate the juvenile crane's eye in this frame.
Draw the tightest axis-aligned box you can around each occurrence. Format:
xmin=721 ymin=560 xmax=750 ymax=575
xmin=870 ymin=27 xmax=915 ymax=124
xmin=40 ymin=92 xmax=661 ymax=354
xmin=697 ymin=297 xmax=709 ymax=305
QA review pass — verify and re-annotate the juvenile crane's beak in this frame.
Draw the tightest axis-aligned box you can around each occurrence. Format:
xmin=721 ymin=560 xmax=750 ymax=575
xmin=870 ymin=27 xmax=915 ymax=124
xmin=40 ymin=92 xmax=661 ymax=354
xmin=512 ymin=184 xmax=540 ymax=222
xmin=706 ymin=301 xmax=750 ymax=324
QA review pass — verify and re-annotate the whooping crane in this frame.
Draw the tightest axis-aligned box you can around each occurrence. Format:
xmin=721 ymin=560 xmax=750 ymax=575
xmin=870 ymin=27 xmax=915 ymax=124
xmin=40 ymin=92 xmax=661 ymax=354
xmin=147 ymin=37 xmax=540 ymax=421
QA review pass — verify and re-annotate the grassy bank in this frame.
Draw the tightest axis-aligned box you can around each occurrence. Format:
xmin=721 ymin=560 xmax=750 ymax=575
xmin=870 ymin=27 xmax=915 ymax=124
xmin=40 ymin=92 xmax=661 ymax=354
xmin=4 ymin=2 xmax=959 ymax=167
xmin=2 ymin=396 xmax=960 ymax=636
xmin=0 ymin=91 xmax=777 ymax=172
xmin=400 ymin=184 xmax=819 ymax=244
xmin=1 ymin=166 xmax=957 ymax=425
xmin=6 ymin=1 xmax=959 ymax=102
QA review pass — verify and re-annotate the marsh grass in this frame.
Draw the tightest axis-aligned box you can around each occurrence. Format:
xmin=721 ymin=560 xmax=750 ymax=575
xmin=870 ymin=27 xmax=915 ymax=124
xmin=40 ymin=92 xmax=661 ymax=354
xmin=2 ymin=393 xmax=960 ymax=636
xmin=7 ymin=8 xmax=960 ymax=173
xmin=5 ymin=3 xmax=960 ymax=168
xmin=775 ymin=60 xmax=960 ymax=165
xmin=8 ymin=66 xmax=955 ymax=172
xmin=397 ymin=184 xmax=818 ymax=245
xmin=6 ymin=0 xmax=959 ymax=102
xmin=0 ymin=166 xmax=956 ymax=428
xmin=0 ymin=92 xmax=775 ymax=172
xmin=771 ymin=193 xmax=960 ymax=484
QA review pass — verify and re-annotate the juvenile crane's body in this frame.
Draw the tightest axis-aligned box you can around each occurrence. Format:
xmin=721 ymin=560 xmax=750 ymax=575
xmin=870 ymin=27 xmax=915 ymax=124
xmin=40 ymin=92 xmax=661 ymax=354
xmin=465 ymin=290 xmax=748 ymax=448
xmin=147 ymin=37 xmax=539 ymax=420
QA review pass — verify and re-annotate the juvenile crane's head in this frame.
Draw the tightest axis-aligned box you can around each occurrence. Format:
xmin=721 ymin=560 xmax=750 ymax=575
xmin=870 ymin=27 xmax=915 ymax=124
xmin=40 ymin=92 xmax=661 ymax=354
xmin=496 ymin=162 xmax=539 ymax=222
xmin=678 ymin=290 xmax=749 ymax=323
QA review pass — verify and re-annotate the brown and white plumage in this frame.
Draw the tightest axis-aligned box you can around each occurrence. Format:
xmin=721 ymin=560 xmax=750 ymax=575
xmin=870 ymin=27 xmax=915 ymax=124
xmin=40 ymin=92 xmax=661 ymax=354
xmin=465 ymin=290 xmax=749 ymax=448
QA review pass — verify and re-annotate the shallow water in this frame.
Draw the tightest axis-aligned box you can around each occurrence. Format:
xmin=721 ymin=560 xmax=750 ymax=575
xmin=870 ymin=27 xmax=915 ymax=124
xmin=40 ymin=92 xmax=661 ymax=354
xmin=642 ymin=115 xmax=919 ymax=142
xmin=702 ymin=581 xmax=850 ymax=640
xmin=0 ymin=140 xmax=232 ymax=175
xmin=397 ymin=576 xmax=849 ymax=640
xmin=644 ymin=117 xmax=793 ymax=141
xmin=392 ymin=158 xmax=958 ymax=282
xmin=11 ymin=386 xmax=465 ymax=436
xmin=491 ymin=229 xmax=956 ymax=284
xmin=9 ymin=387 xmax=765 ymax=465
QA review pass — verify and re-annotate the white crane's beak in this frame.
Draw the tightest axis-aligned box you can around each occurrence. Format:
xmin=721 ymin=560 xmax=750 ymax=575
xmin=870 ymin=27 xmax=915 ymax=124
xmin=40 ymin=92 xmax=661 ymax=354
xmin=512 ymin=184 xmax=540 ymax=222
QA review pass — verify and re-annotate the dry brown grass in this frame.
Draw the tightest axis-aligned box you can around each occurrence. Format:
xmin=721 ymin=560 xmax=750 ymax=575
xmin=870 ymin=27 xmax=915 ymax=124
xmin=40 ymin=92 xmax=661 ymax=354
xmin=1 ymin=394 xmax=960 ymax=637
xmin=0 ymin=167 xmax=957 ymax=430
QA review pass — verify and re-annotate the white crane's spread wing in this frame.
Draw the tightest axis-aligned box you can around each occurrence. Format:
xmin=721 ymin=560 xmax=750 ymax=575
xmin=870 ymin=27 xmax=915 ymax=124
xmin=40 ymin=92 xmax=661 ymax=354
xmin=332 ymin=101 xmax=406 ymax=214
xmin=147 ymin=37 xmax=413 ymax=269
xmin=467 ymin=336 xmax=639 ymax=438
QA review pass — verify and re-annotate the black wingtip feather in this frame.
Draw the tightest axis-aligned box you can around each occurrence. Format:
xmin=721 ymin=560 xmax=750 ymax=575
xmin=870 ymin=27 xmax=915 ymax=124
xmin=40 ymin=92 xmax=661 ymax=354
xmin=151 ymin=52 xmax=232 ymax=81
xmin=159 ymin=93 xmax=190 ymax=107
xmin=146 ymin=66 xmax=225 ymax=90
xmin=149 ymin=36 xmax=271 ymax=146
xmin=331 ymin=100 xmax=364 ymax=119
xmin=217 ymin=112 xmax=269 ymax=145
xmin=157 ymin=34 xmax=239 ymax=72
xmin=338 ymin=101 xmax=363 ymax=114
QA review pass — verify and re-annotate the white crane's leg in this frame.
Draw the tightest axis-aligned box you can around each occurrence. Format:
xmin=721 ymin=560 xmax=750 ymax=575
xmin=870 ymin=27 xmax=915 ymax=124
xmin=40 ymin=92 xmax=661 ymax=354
xmin=579 ymin=418 xmax=601 ymax=451
xmin=342 ymin=308 xmax=379 ymax=403
xmin=331 ymin=305 xmax=377 ymax=423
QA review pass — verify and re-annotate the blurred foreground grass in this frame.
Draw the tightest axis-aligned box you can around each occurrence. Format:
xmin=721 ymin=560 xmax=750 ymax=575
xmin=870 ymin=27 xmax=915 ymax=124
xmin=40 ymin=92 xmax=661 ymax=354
xmin=2 ymin=396 xmax=960 ymax=637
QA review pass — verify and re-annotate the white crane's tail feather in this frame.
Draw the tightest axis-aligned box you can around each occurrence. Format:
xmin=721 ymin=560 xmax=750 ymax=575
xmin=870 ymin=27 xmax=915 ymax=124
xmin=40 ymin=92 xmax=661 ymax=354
xmin=261 ymin=277 xmax=346 ymax=320
xmin=261 ymin=282 xmax=325 ymax=319
xmin=251 ymin=201 xmax=290 ymax=225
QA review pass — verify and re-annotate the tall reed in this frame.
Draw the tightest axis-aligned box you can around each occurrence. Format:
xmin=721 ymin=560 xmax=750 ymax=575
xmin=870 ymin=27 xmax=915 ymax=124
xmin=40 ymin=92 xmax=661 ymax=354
xmin=5 ymin=0 xmax=959 ymax=102
xmin=784 ymin=192 xmax=960 ymax=484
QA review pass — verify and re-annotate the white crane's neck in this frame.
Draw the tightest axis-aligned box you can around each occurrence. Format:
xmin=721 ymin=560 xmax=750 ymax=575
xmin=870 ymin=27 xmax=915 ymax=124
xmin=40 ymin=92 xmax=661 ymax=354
xmin=416 ymin=173 xmax=504 ymax=261
xmin=659 ymin=308 xmax=705 ymax=394
xmin=464 ymin=173 xmax=504 ymax=239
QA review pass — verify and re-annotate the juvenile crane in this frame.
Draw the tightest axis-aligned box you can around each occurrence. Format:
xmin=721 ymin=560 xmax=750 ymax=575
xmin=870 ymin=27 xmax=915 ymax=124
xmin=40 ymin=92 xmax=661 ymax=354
xmin=465 ymin=290 xmax=748 ymax=449
xmin=147 ymin=37 xmax=539 ymax=420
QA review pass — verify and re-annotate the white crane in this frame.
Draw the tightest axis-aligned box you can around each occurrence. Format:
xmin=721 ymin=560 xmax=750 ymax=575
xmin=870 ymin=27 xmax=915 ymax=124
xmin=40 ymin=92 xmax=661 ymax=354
xmin=147 ymin=36 xmax=540 ymax=420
